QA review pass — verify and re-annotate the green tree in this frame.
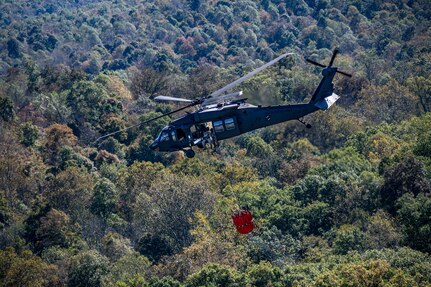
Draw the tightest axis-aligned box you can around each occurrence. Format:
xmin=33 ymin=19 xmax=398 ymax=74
xmin=91 ymin=178 xmax=118 ymax=219
xmin=397 ymin=193 xmax=431 ymax=253
xmin=101 ymin=232 xmax=133 ymax=261
xmin=20 ymin=122 xmax=39 ymax=147
xmin=68 ymin=250 xmax=110 ymax=287
xmin=247 ymin=226 xmax=301 ymax=265
xmin=66 ymin=80 xmax=109 ymax=124
xmin=332 ymin=224 xmax=366 ymax=255
xmin=406 ymin=75 xmax=431 ymax=113
xmin=146 ymin=276 xmax=182 ymax=287
xmin=0 ymin=97 xmax=15 ymax=122
xmin=245 ymin=261 xmax=283 ymax=287
xmin=101 ymin=252 xmax=151 ymax=286
xmin=313 ymin=260 xmax=418 ymax=287
xmin=185 ymin=263 xmax=244 ymax=287
xmin=381 ymin=155 xmax=431 ymax=213
xmin=414 ymin=130 xmax=431 ymax=158
xmin=365 ymin=210 xmax=401 ymax=249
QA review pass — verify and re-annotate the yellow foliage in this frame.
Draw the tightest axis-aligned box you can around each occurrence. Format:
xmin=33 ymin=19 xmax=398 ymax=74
xmin=106 ymin=75 xmax=133 ymax=101
xmin=152 ymin=211 xmax=245 ymax=281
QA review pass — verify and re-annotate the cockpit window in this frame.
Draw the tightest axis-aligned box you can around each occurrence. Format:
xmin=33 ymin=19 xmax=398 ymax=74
xmin=160 ymin=131 xmax=169 ymax=142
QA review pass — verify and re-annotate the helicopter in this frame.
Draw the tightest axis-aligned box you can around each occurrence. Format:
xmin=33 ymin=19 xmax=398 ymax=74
xmin=97 ymin=48 xmax=351 ymax=158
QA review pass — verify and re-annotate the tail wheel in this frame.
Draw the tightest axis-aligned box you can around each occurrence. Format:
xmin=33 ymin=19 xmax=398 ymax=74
xmin=185 ymin=149 xmax=195 ymax=158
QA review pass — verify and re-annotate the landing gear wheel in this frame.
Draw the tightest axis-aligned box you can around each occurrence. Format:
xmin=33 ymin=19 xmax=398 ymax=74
xmin=185 ymin=149 xmax=195 ymax=158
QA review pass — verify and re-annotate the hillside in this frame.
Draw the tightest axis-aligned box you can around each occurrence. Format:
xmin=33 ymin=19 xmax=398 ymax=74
xmin=0 ymin=0 xmax=431 ymax=286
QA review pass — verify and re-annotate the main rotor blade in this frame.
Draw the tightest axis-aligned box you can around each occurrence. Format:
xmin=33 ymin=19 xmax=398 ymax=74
xmin=203 ymin=91 xmax=243 ymax=106
xmin=328 ymin=48 xmax=339 ymax=67
xmin=306 ymin=58 xmax=327 ymax=68
xmin=94 ymin=101 xmax=200 ymax=143
xmin=209 ymin=52 xmax=296 ymax=99
xmin=154 ymin=95 xmax=194 ymax=103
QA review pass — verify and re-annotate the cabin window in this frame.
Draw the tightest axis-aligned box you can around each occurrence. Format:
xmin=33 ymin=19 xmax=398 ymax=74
xmin=224 ymin=118 xmax=235 ymax=130
xmin=176 ymin=128 xmax=186 ymax=140
xmin=213 ymin=120 xmax=224 ymax=133
xmin=171 ymin=131 xmax=177 ymax=141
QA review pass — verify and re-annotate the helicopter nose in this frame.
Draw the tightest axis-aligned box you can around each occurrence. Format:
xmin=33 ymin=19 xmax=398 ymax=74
xmin=150 ymin=141 xmax=158 ymax=151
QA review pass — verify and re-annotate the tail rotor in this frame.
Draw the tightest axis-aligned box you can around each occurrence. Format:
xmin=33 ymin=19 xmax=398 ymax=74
xmin=306 ymin=48 xmax=352 ymax=78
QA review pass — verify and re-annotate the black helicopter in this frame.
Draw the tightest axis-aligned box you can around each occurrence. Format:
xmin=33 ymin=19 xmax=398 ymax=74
xmin=97 ymin=49 xmax=351 ymax=158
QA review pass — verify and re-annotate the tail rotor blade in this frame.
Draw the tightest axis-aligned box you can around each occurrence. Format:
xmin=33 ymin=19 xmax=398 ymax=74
xmin=307 ymin=49 xmax=352 ymax=78
xmin=336 ymin=70 xmax=352 ymax=78
xmin=306 ymin=58 xmax=327 ymax=68
xmin=328 ymin=48 xmax=339 ymax=67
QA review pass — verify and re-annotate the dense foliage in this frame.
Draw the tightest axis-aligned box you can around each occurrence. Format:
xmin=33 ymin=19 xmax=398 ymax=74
xmin=1 ymin=0 xmax=430 ymax=286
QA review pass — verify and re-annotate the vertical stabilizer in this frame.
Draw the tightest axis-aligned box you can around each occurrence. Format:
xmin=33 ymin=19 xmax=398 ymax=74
xmin=306 ymin=48 xmax=352 ymax=110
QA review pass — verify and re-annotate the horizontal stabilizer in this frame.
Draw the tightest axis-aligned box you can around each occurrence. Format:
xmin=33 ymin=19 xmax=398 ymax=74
xmin=314 ymin=93 xmax=339 ymax=110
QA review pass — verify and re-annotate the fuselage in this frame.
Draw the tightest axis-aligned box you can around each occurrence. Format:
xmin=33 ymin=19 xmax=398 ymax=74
xmin=149 ymin=101 xmax=319 ymax=152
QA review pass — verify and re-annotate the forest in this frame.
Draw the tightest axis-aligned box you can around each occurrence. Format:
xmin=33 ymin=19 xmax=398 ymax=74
xmin=0 ymin=0 xmax=430 ymax=286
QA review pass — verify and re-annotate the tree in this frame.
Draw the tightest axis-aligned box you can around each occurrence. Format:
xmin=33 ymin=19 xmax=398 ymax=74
xmin=406 ymin=75 xmax=431 ymax=113
xmin=332 ymin=225 xmax=366 ymax=255
xmin=397 ymin=193 xmax=431 ymax=254
xmin=313 ymin=260 xmax=418 ymax=287
xmin=66 ymin=80 xmax=109 ymax=124
xmin=146 ymin=276 xmax=182 ymax=287
xmin=247 ymin=226 xmax=300 ymax=265
xmin=133 ymin=173 xmax=216 ymax=252
xmin=380 ymin=155 xmax=431 ymax=213
xmin=365 ymin=210 xmax=401 ymax=250
xmin=67 ymin=250 xmax=110 ymax=287
xmin=184 ymin=263 xmax=244 ymax=287
xmin=245 ymin=261 xmax=283 ymax=287
xmin=101 ymin=232 xmax=133 ymax=261
xmin=44 ymin=124 xmax=77 ymax=167
xmin=46 ymin=166 xmax=94 ymax=222
xmin=116 ymin=161 xmax=165 ymax=222
xmin=7 ymin=38 xmax=21 ymax=58
xmin=101 ymin=252 xmax=151 ymax=286
xmin=303 ymin=201 xmax=331 ymax=235
xmin=130 ymin=68 xmax=169 ymax=99
xmin=0 ymin=191 xmax=11 ymax=228
xmin=242 ymin=135 xmax=274 ymax=158
xmin=154 ymin=211 xmax=244 ymax=280
xmin=90 ymin=178 xmax=118 ymax=219
xmin=35 ymin=209 xmax=76 ymax=252
xmin=414 ymin=130 xmax=431 ymax=158
xmin=20 ymin=122 xmax=39 ymax=147
xmin=355 ymin=80 xmax=418 ymax=124
xmin=0 ymin=97 xmax=15 ymax=122
xmin=0 ymin=248 xmax=60 ymax=287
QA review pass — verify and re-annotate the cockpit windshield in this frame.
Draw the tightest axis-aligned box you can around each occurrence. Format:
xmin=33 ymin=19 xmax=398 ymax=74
xmin=156 ymin=127 xmax=171 ymax=142
xmin=159 ymin=132 xmax=169 ymax=142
